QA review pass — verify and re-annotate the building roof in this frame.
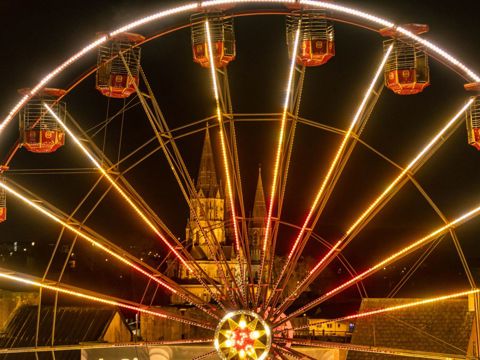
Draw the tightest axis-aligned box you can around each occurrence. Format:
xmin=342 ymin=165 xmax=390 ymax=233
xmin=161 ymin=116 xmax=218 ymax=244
xmin=0 ymin=305 xmax=129 ymax=360
xmin=347 ymin=298 xmax=475 ymax=360
xmin=196 ymin=127 xmax=219 ymax=198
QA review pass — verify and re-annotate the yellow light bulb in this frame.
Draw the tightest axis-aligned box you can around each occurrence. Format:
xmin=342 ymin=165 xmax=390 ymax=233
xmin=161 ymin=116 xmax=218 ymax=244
xmin=246 ymin=345 xmax=255 ymax=355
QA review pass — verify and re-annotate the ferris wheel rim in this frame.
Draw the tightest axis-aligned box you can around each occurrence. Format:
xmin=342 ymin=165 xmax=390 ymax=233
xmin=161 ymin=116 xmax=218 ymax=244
xmin=0 ymin=2 xmax=478 ymax=358
xmin=0 ymin=0 xmax=479 ymax=137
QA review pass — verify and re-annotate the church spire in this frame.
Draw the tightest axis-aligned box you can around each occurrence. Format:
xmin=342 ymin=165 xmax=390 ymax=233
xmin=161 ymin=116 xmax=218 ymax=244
xmin=252 ymin=165 xmax=266 ymax=225
xmin=197 ymin=126 xmax=219 ymax=197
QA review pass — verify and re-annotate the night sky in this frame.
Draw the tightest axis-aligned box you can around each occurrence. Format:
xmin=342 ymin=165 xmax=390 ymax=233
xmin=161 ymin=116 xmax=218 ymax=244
xmin=0 ymin=0 xmax=479 ymax=310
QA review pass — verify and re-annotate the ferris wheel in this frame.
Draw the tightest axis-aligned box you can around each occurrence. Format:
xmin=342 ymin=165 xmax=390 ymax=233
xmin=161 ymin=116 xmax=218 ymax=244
xmin=0 ymin=1 xmax=480 ymax=359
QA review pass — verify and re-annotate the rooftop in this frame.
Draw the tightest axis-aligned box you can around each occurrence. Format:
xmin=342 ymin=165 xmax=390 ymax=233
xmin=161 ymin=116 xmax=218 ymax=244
xmin=347 ymin=297 xmax=475 ymax=359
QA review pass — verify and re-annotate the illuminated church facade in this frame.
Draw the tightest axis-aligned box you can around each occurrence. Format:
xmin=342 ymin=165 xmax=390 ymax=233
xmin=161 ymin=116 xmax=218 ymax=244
xmin=171 ymin=127 xmax=266 ymax=304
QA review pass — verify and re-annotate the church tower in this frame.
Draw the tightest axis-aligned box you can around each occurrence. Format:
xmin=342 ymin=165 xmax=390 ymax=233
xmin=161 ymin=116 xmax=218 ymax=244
xmin=173 ymin=130 xmax=266 ymax=304
xmin=249 ymin=166 xmax=266 ymax=265
xmin=185 ymin=127 xmax=226 ymax=260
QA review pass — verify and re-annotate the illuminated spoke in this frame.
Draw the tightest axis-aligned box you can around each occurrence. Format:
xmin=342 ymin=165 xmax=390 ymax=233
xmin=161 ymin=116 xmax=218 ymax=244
xmin=277 ymin=199 xmax=480 ymax=325
xmin=45 ymin=104 xmax=194 ymax=273
xmin=219 ymin=67 xmax=254 ymax=300
xmin=289 ymin=288 xmax=479 ymax=331
xmin=120 ymin=54 xmax=238 ymax=309
xmin=0 ymin=268 xmax=216 ymax=331
xmin=263 ymin=67 xmax=306 ymax=312
xmin=258 ymin=23 xmax=302 ymax=309
xmin=276 ymin=99 xmax=473 ymax=316
xmin=344 ymin=101 xmax=472 ymax=239
xmin=205 ymin=20 xmax=248 ymax=304
xmin=0 ymin=179 xmax=218 ymax=319
xmin=270 ymin=46 xmax=392 ymax=314
xmin=49 ymin=101 xmax=236 ymax=310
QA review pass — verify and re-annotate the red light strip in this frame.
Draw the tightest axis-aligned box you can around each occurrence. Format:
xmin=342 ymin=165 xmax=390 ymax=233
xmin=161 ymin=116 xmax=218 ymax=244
xmin=344 ymin=99 xmax=473 ymax=237
xmin=288 ymin=46 xmax=392 ymax=261
xmin=277 ymin=99 xmax=474 ymax=313
xmin=271 ymin=46 xmax=393 ymax=301
xmin=0 ymin=339 xmax=214 ymax=354
xmin=204 ymin=21 xmax=246 ymax=299
xmin=257 ymin=24 xmax=301 ymax=309
xmin=263 ymin=25 xmax=301 ymax=257
xmin=289 ymin=289 xmax=479 ymax=332
xmin=277 ymin=199 xmax=480 ymax=324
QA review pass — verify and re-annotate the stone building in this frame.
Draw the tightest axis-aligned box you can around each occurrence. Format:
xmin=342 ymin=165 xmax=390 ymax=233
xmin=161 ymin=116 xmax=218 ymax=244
xmin=171 ymin=127 xmax=266 ymax=304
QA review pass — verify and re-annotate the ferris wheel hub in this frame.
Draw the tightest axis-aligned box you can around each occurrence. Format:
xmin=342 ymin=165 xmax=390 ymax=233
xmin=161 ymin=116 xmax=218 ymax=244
xmin=214 ymin=310 xmax=272 ymax=360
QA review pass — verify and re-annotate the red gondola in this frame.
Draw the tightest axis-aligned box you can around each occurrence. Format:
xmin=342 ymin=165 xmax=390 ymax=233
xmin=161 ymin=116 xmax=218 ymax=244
xmin=287 ymin=10 xmax=335 ymax=67
xmin=383 ymin=39 xmax=430 ymax=95
xmin=466 ymin=96 xmax=480 ymax=150
xmin=191 ymin=12 xmax=235 ymax=68
xmin=19 ymin=88 xmax=66 ymax=153
xmin=96 ymin=32 xmax=144 ymax=98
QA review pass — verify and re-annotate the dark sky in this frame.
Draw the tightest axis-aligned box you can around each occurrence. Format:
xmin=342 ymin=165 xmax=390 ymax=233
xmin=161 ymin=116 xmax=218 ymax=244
xmin=0 ymin=0 xmax=479 ymax=302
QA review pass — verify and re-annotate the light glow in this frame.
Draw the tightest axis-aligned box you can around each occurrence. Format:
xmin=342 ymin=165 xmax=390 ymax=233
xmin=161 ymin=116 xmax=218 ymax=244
xmin=0 ymin=180 xmax=177 ymax=295
xmin=0 ymin=36 xmax=107 ymax=134
xmin=44 ymin=104 xmax=193 ymax=274
xmin=205 ymin=21 xmax=244 ymax=286
xmin=300 ymin=289 xmax=480 ymax=331
xmin=0 ymin=271 xmax=214 ymax=330
xmin=110 ymin=3 xmax=199 ymax=36
xmin=344 ymin=289 xmax=480 ymax=321
xmin=282 ymin=199 xmax=480 ymax=322
xmin=279 ymin=46 xmax=393 ymax=289
xmin=291 ymin=99 xmax=475 ymax=307
xmin=2 ymin=0 xmax=478 ymax=138
xmin=345 ymin=99 xmax=473 ymax=236
xmin=395 ymin=26 xmax=480 ymax=82
xmin=215 ymin=310 xmax=272 ymax=360
xmin=263 ymin=25 xmax=301 ymax=255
